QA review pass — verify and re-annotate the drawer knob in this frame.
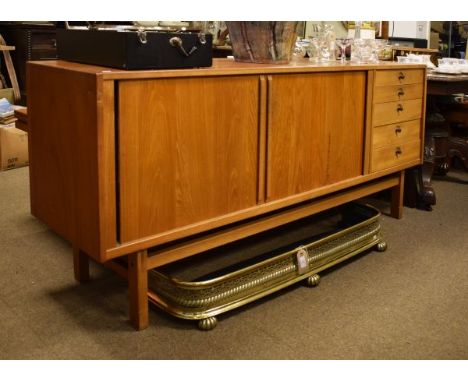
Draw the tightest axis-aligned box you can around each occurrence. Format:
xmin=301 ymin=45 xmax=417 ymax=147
xmin=397 ymin=88 xmax=405 ymax=97
xmin=395 ymin=126 xmax=402 ymax=135
xmin=398 ymin=72 xmax=406 ymax=81
xmin=395 ymin=147 xmax=402 ymax=156
xmin=397 ymin=104 xmax=404 ymax=113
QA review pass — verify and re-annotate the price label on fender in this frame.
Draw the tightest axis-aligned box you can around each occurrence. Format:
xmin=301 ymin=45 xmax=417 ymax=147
xmin=296 ymin=247 xmax=309 ymax=275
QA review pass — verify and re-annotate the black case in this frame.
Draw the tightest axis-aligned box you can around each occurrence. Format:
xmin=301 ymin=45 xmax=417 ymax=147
xmin=57 ymin=29 xmax=213 ymax=70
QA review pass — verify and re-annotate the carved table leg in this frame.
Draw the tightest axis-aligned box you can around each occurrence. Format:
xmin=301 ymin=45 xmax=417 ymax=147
xmin=448 ymin=136 xmax=468 ymax=170
xmin=421 ymin=129 xmax=449 ymax=209
xmin=73 ymin=247 xmax=90 ymax=283
xmin=128 ymin=250 xmax=149 ymax=330
xmin=433 ymin=131 xmax=450 ymax=175
xmin=420 ymin=158 xmax=436 ymax=210
xmin=404 ymin=134 xmax=441 ymax=211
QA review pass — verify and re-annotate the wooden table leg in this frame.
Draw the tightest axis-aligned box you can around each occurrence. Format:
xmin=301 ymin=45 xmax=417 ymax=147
xmin=73 ymin=247 xmax=90 ymax=283
xmin=128 ymin=250 xmax=149 ymax=330
xmin=390 ymin=170 xmax=405 ymax=219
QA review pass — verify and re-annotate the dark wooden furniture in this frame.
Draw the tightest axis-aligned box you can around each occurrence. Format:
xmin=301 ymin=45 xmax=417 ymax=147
xmin=442 ymin=96 xmax=468 ymax=170
xmin=427 ymin=73 xmax=468 ymax=96
xmin=428 ymin=74 xmax=468 ymax=174
xmin=0 ymin=23 xmax=57 ymax=104
xmin=426 ymin=73 xmax=468 ymax=176
xmin=27 ymin=59 xmax=426 ymax=330
xmin=406 ymin=73 xmax=468 ymax=210
xmin=14 ymin=108 xmax=28 ymax=132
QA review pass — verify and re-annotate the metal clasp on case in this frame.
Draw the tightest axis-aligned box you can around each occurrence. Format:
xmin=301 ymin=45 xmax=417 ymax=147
xmin=198 ymin=32 xmax=207 ymax=45
xmin=137 ymin=29 xmax=147 ymax=44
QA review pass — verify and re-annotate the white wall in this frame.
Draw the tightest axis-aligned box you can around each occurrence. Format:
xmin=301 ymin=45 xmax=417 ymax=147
xmin=390 ymin=21 xmax=430 ymax=40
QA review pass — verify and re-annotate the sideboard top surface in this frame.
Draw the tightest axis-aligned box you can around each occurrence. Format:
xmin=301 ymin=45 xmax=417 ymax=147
xmin=27 ymin=58 xmax=426 ymax=80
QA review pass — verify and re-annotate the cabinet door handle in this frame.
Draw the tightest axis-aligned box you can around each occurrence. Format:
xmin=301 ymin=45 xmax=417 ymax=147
xmin=398 ymin=72 xmax=406 ymax=81
xmin=395 ymin=126 xmax=402 ymax=135
xmin=397 ymin=88 xmax=405 ymax=97
xmin=395 ymin=147 xmax=402 ymax=156
xmin=396 ymin=104 xmax=404 ymax=113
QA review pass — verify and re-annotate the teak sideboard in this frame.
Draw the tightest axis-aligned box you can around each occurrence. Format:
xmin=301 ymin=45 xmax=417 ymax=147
xmin=27 ymin=59 xmax=426 ymax=330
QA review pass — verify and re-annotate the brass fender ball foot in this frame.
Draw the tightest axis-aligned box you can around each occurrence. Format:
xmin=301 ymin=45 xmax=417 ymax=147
xmin=306 ymin=274 xmax=321 ymax=287
xmin=376 ymin=241 xmax=387 ymax=252
xmin=198 ymin=317 xmax=218 ymax=331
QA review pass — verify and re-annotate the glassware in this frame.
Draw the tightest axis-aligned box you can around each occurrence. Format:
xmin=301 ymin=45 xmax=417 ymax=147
xmin=373 ymin=39 xmax=392 ymax=61
xmin=369 ymin=40 xmax=381 ymax=63
xmin=352 ymin=39 xmax=374 ymax=63
xmin=311 ymin=37 xmax=331 ymax=62
xmin=293 ymin=37 xmax=311 ymax=60
xmin=396 ymin=56 xmax=409 ymax=63
xmin=335 ymin=38 xmax=351 ymax=63
xmin=308 ymin=24 xmax=336 ymax=62
xmin=322 ymin=24 xmax=336 ymax=61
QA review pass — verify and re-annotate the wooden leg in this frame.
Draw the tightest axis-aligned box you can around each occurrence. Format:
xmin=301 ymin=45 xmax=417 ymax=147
xmin=128 ymin=250 xmax=149 ymax=330
xmin=390 ymin=171 xmax=405 ymax=219
xmin=73 ymin=247 xmax=90 ymax=283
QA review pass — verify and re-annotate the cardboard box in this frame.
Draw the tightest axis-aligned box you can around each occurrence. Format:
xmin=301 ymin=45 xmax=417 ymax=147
xmin=430 ymin=32 xmax=440 ymax=50
xmin=0 ymin=124 xmax=29 ymax=171
xmin=0 ymin=88 xmax=15 ymax=104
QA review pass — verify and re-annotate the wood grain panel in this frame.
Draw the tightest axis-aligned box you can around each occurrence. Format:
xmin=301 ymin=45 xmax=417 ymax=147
xmin=266 ymin=72 xmax=366 ymax=201
xmin=372 ymin=119 xmax=421 ymax=149
xmin=373 ymin=99 xmax=423 ymax=126
xmin=30 ymin=59 xmax=427 ymax=81
xmin=118 ymin=76 xmax=260 ymax=242
xmin=374 ymin=69 xmax=424 ymax=86
xmin=146 ymin=175 xmax=400 ymax=268
xmin=371 ymin=139 xmax=421 ymax=173
xmin=96 ymin=79 xmax=117 ymax=253
xmin=128 ymin=250 xmax=148 ymax=330
xmin=257 ymin=76 xmax=268 ymax=203
xmin=27 ymin=63 xmax=116 ymax=261
xmin=373 ymin=83 xmax=423 ymax=103
xmin=363 ymin=70 xmax=375 ymax=175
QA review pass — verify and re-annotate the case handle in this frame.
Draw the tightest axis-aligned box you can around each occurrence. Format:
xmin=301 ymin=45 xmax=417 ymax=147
xmin=169 ymin=37 xmax=198 ymax=57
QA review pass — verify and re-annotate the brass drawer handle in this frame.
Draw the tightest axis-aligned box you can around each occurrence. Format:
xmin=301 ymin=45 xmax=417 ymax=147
xmin=397 ymin=88 xmax=405 ymax=97
xmin=395 ymin=126 xmax=402 ymax=135
xmin=395 ymin=147 xmax=402 ymax=157
xmin=398 ymin=72 xmax=406 ymax=81
xmin=397 ymin=104 xmax=404 ymax=113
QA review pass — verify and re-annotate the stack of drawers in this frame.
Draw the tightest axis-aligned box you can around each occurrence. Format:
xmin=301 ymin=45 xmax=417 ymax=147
xmin=370 ymin=69 xmax=425 ymax=173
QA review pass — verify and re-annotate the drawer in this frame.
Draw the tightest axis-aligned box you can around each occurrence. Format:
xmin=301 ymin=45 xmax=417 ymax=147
xmin=375 ymin=69 xmax=424 ymax=86
xmin=371 ymin=139 xmax=421 ymax=173
xmin=373 ymin=83 xmax=423 ymax=103
xmin=372 ymin=119 xmax=421 ymax=149
xmin=373 ymin=99 xmax=423 ymax=126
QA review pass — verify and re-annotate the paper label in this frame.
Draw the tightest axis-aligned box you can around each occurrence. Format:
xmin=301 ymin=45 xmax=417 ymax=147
xmin=296 ymin=247 xmax=309 ymax=275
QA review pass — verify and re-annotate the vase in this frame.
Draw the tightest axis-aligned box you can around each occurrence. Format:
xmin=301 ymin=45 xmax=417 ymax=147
xmin=226 ymin=21 xmax=298 ymax=64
